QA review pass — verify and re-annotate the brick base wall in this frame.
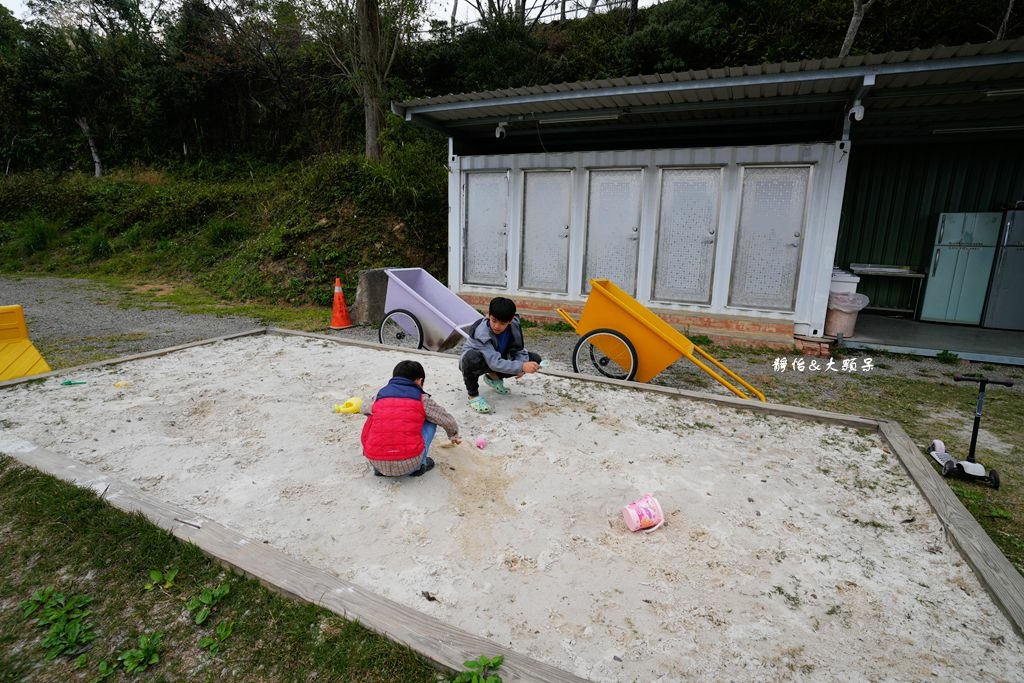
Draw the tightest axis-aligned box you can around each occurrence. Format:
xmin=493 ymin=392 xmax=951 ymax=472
xmin=794 ymin=337 xmax=835 ymax=357
xmin=459 ymin=293 xmax=828 ymax=353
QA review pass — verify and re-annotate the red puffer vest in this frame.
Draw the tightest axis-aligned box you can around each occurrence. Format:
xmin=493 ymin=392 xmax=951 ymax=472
xmin=361 ymin=377 xmax=426 ymax=461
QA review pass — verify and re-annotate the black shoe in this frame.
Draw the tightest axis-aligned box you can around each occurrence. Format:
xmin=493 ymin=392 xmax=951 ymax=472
xmin=373 ymin=468 xmax=384 ymax=477
xmin=409 ymin=457 xmax=435 ymax=477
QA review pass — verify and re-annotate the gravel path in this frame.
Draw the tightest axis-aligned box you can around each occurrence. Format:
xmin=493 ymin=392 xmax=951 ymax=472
xmin=5 ymin=274 xmax=1021 ymax=403
xmin=1 ymin=276 xmax=263 ymax=366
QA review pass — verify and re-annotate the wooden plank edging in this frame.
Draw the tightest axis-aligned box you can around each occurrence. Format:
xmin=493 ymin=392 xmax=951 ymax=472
xmin=878 ymin=420 xmax=1024 ymax=637
xmin=273 ymin=327 xmax=1024 ymax=639
xmin=2 ymin=442 xmax=590 ymax=683
xmin=3 ymin=327 xmax=1021 ymax=652
xmin=0 ymin=327 xmax=271 ymax=390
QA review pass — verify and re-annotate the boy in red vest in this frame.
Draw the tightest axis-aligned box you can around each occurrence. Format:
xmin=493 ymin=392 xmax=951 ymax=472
xmin=361 ymin=360 xmax=461 ymax=477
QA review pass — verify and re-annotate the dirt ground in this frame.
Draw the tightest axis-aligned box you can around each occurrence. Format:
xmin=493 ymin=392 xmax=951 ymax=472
xmin=2 ymin=332 xmax=1023 ymax=682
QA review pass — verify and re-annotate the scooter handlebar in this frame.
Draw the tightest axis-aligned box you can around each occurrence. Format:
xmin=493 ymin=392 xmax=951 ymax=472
xmin=954 ymin=374 xmax=1014 ymax=387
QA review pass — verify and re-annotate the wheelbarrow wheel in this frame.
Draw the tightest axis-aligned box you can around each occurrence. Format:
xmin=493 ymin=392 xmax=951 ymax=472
xmin=572 ymin=329 xmax=638 ymax=381
xmin=378 ymin=309 xmax=423 ymax=350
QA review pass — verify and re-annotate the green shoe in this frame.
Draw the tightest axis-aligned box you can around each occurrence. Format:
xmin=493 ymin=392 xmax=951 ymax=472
xmin=468 ymin=396 xmax=492 ymax=413
xmin=483 ymin=376 xmax=510 ymax=395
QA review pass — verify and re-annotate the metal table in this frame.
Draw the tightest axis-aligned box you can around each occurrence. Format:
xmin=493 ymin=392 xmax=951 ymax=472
xmin=849 ymin=263 xmax=925 ymax=318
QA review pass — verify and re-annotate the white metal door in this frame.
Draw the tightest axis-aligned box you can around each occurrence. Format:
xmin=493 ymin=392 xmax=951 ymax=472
xmin=729 ymin=166 xmax=809 ymax=311
xmin=583 ymin=169 xmax=642 ymax=295
xmin=653 ymin=168 xmax=722 ymax=304
xmin=520 ymin=170 xmax=571 ymax=293
xmin=463 ymin=171 xmax=509 ymax=286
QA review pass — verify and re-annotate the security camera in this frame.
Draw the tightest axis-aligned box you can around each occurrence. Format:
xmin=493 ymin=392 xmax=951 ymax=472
xmin=495 ymin=122 xmax=507 ymax=139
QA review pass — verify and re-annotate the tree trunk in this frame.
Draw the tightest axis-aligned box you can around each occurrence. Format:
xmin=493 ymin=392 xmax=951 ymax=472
xmin=838 ymin=0 xmax=877 ymax=59
xmin=358 ymin=0 xmax=383 ymax=160
xmin=5 ymin=135 xmax=15 ymax=176
xmin=996 ymin=0 xmax=1016 ymax=40
xmin=75 ymin=116 xmax=103 ymax=178
xmin=588 ymin=0 xmax=598 ymax=15
xmin=560 ymin=0 xmax=566 ymax=21
xmin=451 ymin=0 xmax=459 ymax=34
xmin=363 ymin=96 xmax=382 ymax=161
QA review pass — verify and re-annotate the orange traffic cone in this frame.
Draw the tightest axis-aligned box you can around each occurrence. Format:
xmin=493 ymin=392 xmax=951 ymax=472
xmin=330 ymin=278 xmax=352 ymax=330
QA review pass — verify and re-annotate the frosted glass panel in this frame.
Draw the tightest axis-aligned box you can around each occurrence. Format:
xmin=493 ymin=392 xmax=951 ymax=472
xmin=584 ymin=169 xmax=642 ymax=296
xmin=521 ymin=171 xmax=571 ymax=293
xmin=463 ymin=172 xmax=508 ymax=286
xmin=653 ymin=168 xmax=721 ymax=304
xmin=729 ymin=166 xmax=809 ymax=311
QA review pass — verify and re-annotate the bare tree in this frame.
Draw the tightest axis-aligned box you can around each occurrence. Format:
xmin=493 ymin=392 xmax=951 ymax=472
xmin=463 ymin=0 xmax=560 ymax=28
xmin=996 ymin=0 xmax=1016 ymax=40
xmin=306 ymin=0 xmax=424 ymax=159
xmin=75 ymin=117 xmax=102 ymax=177
xmin=838 ymin=0 xmax=879 ymax=58
xmin=28 ymin=0 xmax=166 ymax=36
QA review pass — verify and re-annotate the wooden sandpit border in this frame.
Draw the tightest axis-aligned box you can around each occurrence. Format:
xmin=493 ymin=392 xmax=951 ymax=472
xmin=2 ymin=327 xmax=1022 ymax=682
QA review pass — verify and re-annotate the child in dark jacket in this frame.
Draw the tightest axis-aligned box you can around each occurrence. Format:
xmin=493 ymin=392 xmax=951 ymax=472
xmin=459 ymin=297 xmax=542 ymax=414
xmin=360 ymin=360 xmax=461 ymax=477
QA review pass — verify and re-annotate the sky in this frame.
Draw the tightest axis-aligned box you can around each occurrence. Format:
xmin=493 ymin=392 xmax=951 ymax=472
xmin=0 ymin=0 xmax=489 ymax=23
xmin=1 ymin=0 xmax=29 ymax=20
xmin=1 ymin=0 xmax=650 ymax=25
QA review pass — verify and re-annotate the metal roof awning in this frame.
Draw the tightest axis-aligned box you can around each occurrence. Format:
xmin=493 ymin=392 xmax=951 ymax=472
xmin=391 ymin=38 xmax=1024 ymax=155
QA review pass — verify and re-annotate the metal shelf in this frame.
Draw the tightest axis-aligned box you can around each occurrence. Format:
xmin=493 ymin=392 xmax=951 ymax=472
xmin=849 ymin=263 xmax=925 ymax=318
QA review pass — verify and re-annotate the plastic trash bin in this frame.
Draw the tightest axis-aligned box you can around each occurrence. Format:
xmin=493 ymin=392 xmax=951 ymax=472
xmin=825 ymin=292 xmax=870 ymax=338
xmin=830 ymin=268 xmax=860 ymax=294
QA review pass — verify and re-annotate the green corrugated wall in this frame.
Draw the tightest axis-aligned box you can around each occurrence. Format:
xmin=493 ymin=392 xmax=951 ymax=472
xmin=835 ymin=142 xmax=1024 ymax=310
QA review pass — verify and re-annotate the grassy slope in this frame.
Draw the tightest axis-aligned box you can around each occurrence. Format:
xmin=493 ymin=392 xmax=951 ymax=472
xmin=0 ymin=152 xmax=449 ymax=309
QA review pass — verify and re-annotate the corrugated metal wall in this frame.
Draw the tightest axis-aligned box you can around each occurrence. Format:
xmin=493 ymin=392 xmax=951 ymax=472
xmin=835 ymin=143 xmax=1024 ymax=310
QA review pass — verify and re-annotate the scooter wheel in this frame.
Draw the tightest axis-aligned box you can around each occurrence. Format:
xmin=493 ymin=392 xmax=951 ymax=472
xmin=941 ymin=460 xmax=957 ymax=478
xmin=989 ymin=470 xmax=1000 ymax=490
xmin=929 ymin=439 xmax=946 ymax=454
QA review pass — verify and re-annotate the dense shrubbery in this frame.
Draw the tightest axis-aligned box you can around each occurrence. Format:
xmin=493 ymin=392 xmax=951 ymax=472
xmin=0 ymin=141 xmax=448 ymax=306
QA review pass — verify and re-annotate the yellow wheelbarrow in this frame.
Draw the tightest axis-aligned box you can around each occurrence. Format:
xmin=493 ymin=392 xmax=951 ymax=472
xmin=557 ymin=279 xmax=766 ymax=401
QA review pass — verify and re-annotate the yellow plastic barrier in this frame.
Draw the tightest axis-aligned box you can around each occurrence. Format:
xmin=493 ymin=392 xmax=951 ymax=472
xmin=0 ymin=305 xmax=52 ymax=381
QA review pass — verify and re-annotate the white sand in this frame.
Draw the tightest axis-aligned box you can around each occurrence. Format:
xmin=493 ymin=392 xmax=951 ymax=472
xmin=2 ymin=333 xmax=1022 ymax=681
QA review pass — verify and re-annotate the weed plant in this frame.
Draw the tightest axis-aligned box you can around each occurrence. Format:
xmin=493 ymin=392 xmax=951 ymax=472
xmin=0 ymin=457 xmax=440 ymax=682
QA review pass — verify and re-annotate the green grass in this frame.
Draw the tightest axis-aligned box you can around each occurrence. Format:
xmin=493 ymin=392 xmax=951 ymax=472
xmin=111 ymin=280 xmax=331 ymax=331
xmin=0 ymin=456 xmax=443 ymax=683
xmin=35 ymin=332 xmax=153 ymax=369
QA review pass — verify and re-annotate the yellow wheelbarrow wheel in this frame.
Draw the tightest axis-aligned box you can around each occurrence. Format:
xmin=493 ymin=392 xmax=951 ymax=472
xmin=571 ymin=329 xmax=638 ymax=381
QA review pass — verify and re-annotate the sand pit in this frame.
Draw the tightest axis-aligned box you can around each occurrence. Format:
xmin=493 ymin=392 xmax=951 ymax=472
xmin=2 ymin=332 xmax=1022 ymax=681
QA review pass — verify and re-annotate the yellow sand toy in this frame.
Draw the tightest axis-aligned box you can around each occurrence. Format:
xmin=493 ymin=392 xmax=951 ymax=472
xmin=0 ymin=305 xmax=52 ymax=381
xmin=557 ymin=279 xmax=766 ymax=401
